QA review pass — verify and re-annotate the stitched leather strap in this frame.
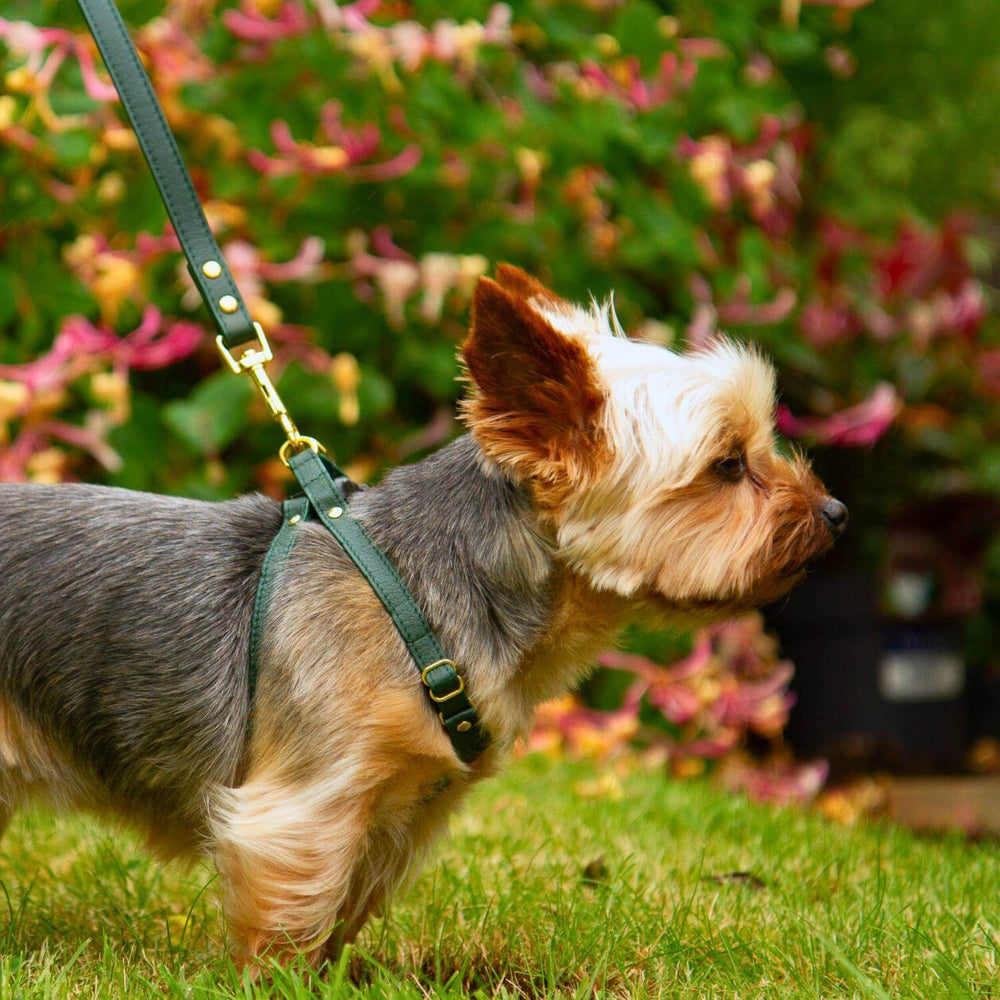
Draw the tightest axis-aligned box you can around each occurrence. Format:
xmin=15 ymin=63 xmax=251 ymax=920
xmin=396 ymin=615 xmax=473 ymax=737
xmin=76 ymin=0 xmax=257 ymax=348
xmin=248 ymin=495 xmax=311 ymax=704
xmin=288 ymin=450 xmax=489 ymax=764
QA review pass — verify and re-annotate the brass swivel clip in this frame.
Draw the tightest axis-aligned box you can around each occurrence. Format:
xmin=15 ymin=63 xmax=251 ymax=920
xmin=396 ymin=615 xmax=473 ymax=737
xmin=216 ymin=325 xmax=326 ymax=466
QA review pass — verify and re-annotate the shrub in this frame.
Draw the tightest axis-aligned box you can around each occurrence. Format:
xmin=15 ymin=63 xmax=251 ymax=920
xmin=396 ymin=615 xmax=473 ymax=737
xmin=2 ymin=0 xmax=997 ymax=783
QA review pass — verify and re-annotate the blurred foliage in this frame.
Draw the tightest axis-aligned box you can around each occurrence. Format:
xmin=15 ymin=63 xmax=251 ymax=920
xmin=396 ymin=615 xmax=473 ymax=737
xmin=2 ymin=0 xmax=1000 ymax=769
xmin=2 ymin=0 xmax=998 ymax=500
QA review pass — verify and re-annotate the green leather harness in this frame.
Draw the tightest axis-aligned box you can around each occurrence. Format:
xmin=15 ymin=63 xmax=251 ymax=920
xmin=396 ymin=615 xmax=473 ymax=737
xmin=75 ymin=0 xmax=489 ymax=765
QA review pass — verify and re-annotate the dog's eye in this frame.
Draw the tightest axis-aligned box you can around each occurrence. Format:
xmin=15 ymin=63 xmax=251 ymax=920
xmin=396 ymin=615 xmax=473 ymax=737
xmin=715 ymin=453 xmax=746 ymax=482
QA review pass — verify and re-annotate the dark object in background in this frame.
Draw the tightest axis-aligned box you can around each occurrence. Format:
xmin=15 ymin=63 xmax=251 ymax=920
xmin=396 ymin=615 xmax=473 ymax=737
xmin=769 ymin=492 xmax=1000 ymax=776
xmin=768 ymin=569 xmax=968 ymax=776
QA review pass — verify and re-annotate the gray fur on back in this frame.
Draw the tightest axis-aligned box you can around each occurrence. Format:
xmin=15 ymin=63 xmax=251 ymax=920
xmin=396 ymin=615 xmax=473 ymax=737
xmin=0 ymin=483 xmax=280 ymax=824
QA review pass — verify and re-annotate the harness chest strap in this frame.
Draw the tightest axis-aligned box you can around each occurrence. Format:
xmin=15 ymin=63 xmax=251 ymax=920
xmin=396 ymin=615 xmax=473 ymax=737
xmin=75 ymin=0 xmax=490 ymax=765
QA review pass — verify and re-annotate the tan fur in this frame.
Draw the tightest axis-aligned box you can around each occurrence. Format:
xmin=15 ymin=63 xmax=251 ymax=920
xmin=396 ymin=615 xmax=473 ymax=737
xmin=0 ymin=697 xmax=85 ymax=822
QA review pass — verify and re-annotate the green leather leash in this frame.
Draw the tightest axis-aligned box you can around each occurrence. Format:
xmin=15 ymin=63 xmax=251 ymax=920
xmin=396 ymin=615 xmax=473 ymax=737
xmin=76 ymin=0 xmax=489 ymax=765
xmin=75 ymin=0 xmax=255 ymax=351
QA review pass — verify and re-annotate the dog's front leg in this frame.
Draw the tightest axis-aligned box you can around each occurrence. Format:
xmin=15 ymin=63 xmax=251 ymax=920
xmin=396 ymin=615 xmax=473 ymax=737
xmin=211 ymin=773 xmax=375 ymax=969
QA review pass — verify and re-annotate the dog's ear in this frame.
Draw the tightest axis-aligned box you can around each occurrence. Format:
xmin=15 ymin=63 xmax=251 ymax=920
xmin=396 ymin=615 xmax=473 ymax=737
xmin=493 ymin=263 xmax=568 ymax=309
xmin=461 ymin=277 xmax=605 ymax=482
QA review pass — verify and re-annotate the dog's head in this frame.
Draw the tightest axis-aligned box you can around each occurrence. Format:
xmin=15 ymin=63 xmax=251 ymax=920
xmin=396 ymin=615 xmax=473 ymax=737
xmin=460 ymin=264 xmax=846 ymax=616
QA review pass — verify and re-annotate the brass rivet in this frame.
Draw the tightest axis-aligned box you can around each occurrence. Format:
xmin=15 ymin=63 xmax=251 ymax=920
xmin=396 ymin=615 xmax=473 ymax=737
xmin=457 ymin=721 xmax=472 ymax=732
xmin=288 ymin=514 xmax=301 ymax=526
xmin=201 ymin=260 xmax=222 ymax=279
xmin=328 ymin=506 xmax=343 ymax=519
xmin=219 ymin=294 xmax=238 ymax=314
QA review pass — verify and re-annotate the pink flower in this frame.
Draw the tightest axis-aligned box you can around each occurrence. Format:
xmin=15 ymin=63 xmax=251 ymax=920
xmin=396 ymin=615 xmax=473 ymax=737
xmin=0 ymin=308 xmax=203 ymax=392
xmin=679 ymin=734 xmax=738 ymax=759
xmin=374 ymin=260 xmax=421 ymax=330
xmin=137 ymin=18 xmax=214 ymax=88
xmin=311 ymin=0 xmax=381 ymax=33
xmin=248 ymin=104 xmax=421 ymax=180
xmin=907 ymin=280 xmax=986 ymax=344
xmin=678 ymin=38 xmax=729 ymax=60
xmin=0 ymin=16 xmax=118 ymax=122
xmin=777 ymin=383 xmax=900 ymax=447
xmin=259 ymin=237 xmax=326 ymax=283
xmin=712 ymin=662 xmax=795 ymax=734
xmin=222 ymin=1 xmax=311 ymax=50
xmin=875 ymin=218 xmax=974 ymax=303
xmin=723 ymin=758 xmax=829 ymax=805
xmin=328 ymin=4 xmax=510 ymax=75
xmin=579 ymin=52 xmax=690 ymax=113
xmin=799 ymin=296 xmax=858 ymax=347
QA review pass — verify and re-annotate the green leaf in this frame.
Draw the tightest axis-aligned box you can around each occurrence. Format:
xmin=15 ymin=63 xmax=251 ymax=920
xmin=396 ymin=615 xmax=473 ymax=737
xmin=609 ymin=0 xmax=667 ymax=71
xmin=50 ymin=131 xmax=93 ymax=168
xmin=163 ymin=373 xmax=254 ymax=456
xmin=106 ymin=392 xmax=171 ymax=491
xmin=0 ymin=265 xmax=16 ymax=328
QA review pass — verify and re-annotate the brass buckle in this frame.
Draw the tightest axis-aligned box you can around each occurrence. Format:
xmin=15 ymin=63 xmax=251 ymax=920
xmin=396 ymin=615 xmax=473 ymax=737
xmin=216 ymin=325 xmax=327 ymax=466
xmin=421 ymin=659 xmax=465 ymax=703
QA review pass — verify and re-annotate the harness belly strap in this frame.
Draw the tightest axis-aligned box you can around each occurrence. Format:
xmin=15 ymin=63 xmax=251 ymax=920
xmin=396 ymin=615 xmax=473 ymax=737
xmin=248 ymin=452 xmax=489 ymax=764
xmin=248 ymin=495 xmax=311 ymax=705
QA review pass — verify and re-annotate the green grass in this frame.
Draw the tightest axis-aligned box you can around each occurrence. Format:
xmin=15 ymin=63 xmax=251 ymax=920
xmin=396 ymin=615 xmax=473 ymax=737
xmin=0 ymin=756 xmax=997 ymax=998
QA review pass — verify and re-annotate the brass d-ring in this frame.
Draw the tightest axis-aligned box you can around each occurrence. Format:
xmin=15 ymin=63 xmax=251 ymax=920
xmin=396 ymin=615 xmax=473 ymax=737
xmin=279 ymin=435 xmax=324 ymax=467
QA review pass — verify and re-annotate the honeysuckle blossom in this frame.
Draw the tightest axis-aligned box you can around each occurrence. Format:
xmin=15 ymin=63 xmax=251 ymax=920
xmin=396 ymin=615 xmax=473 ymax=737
xmin=905 ymin=279 xmax=985 ymax=345
xmin=0 ymin=308 xmax=203 ymax=482
xmin=685 ymin=274 xmax=797 ymax=349
xmin=802 ymin=217 xmax=983 ymax=353
xmin=0 ymin=308 xmax=202 ymax=395
xmin=222 ymin=0 xmax=311 ymax=52
xmin=577 ymin=52 xmax=698 ymax=112
xmin=373 ymin=261 xmax=421 ymax=330
xmin=0 ymin=18 xmax=118 ymax=114
xmin=420 ymin=253 xmax=462 ymax=324
xmin=344 ymin=230 xmax=486 ymax=329
xmin=527 ymin=695 xmax=641 ymax=760
xmin=311 ymin=0 xmax=381 ymax=34
xmin=343 ymin=5 xmax=512 ymax=78
xmin=330 ymin=352 xmax=361 ymax=426
xmin=529 ymin=615 xmax=810 ymax=799
xmin=0 ymin=420 xmax=121 ymax=482
xmin=799 ymin=294 xmax=858 ymax=348
xmin=223 ymin=1 xmax=512 ymax=77
xmin=248 ymin=102 xmax=421 ymax=180
xmin=778 ymin=382 xmax=900 ymax=447
xmin=678 ymin=116 xmax=801 ymax=233
xmin=136 ymin=17 xmax=214 ymax=88
xmin=875 ymin=217 xmax=974 ymax=302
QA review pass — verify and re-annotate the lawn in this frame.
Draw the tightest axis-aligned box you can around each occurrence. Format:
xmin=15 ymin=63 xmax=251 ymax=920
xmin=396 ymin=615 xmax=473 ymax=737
xmin=0 ymin=755 xmax=997 ymax=998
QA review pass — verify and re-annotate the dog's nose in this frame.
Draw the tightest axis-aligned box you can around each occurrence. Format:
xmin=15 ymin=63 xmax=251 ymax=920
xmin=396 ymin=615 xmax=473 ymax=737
xmin=820 ymin=497 xmax=848 ymax=537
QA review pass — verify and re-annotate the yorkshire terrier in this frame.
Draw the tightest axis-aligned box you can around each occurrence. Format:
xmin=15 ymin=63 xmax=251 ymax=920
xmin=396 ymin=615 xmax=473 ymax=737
xmin=0 ymin=265 xmax=845 ymax=965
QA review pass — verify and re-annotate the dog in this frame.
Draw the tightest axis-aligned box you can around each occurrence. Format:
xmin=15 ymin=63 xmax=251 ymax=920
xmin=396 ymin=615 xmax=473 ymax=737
xmin=0 ymin=264 xmax=846 ymax=965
